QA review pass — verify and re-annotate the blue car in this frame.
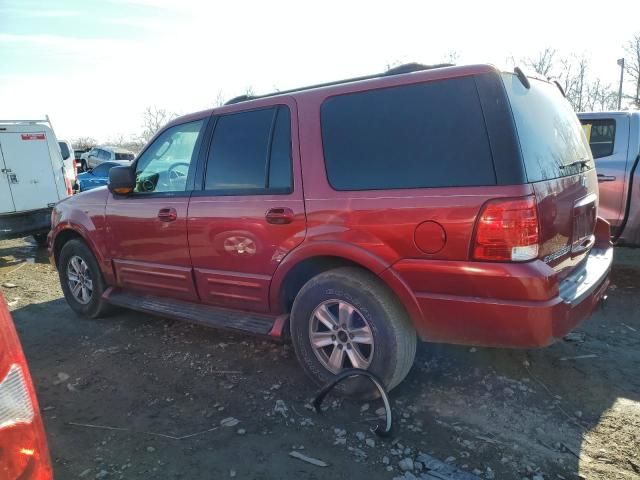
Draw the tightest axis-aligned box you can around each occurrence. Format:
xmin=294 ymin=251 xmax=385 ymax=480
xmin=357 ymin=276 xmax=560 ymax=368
xmin=76 ymin=161 xmax=128 ymax=192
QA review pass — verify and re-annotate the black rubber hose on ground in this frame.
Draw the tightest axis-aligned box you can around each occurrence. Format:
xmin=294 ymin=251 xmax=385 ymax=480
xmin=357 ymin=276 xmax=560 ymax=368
xmin=312 ymin=368 xmax=393 ymax=437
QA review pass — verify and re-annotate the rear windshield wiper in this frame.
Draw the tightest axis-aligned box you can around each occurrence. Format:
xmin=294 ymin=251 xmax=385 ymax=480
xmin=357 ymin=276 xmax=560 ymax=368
xmin=559 ymin=159 xmax=590 ymax=170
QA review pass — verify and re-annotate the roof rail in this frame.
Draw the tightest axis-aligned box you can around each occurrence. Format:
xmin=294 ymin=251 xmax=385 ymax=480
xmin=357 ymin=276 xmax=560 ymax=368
xmin=0 ymin=115 xmax=54 ymax=130
xmin=224 ymin=63 xmax=455 ymax=105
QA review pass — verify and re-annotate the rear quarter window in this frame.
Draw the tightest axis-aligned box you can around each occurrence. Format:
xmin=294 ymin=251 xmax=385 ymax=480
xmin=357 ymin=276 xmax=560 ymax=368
xmin=320 ymin=77 xmax=496 ymax=190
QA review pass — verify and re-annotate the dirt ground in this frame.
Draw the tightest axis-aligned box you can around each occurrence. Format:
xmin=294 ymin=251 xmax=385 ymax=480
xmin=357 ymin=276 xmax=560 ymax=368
xmin=1 ymin=237 xmax=639 ymax=480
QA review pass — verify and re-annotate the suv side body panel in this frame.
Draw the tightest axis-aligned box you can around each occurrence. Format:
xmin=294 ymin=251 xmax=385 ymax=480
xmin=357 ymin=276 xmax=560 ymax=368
xmin=188 ymin=97 xmax=306 ymax=313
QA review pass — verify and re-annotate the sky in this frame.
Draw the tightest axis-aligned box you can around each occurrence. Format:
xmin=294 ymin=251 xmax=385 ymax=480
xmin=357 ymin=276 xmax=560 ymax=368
xmin=1 ymin=0 xmax=639 ymax=142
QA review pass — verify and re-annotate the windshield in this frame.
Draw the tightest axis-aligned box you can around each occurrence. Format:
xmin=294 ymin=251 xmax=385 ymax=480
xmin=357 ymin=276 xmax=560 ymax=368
xmin=502 ymin=73 xmax=593 ymax=182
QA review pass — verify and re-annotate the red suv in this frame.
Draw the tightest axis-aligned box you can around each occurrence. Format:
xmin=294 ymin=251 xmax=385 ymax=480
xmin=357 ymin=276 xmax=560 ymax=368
xmin=49 ymin=64 xmax=612 ymax=396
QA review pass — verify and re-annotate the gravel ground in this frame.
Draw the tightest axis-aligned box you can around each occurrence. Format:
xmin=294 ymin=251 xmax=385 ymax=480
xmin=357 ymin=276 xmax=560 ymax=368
xmin=1 ymin=237 xmax=639 ymax=480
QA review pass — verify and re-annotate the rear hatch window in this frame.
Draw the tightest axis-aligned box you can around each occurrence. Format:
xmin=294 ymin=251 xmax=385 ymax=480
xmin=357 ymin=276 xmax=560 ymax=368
xmin=502 ymin=73 xmax=597 ymax=271
xmin=501 ymin=73 xmax=593 ymax=182
xmin=115 ymin=153 xmax=135 ymax=161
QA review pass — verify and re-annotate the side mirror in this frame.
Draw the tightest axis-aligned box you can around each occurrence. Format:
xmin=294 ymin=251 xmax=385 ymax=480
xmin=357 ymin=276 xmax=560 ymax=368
xmin=108 ymin=166 xmax=136 ymax=195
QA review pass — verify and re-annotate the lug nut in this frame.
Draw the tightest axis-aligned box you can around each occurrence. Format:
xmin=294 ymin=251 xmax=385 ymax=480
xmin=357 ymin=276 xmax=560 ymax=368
xmin=346 ymin=343 xmax=352 ymax=349
xmin=331 ymin=335 xmax=336 ymax=341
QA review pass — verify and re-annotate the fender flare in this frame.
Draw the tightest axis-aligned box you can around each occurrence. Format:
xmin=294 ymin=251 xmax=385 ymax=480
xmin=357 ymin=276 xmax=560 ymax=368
xmin=269 ymin=241 xmax=424 ymax=325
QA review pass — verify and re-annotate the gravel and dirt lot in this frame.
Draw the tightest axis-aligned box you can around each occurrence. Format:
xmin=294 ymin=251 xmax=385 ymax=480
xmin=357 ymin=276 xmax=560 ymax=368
xmin=1 ymin=237 xmax=639 ymax=480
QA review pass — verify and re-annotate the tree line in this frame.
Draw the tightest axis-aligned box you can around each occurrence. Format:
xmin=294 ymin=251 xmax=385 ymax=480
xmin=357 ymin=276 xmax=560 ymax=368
xmin=73 ymin=33 xmax=640 ymax=152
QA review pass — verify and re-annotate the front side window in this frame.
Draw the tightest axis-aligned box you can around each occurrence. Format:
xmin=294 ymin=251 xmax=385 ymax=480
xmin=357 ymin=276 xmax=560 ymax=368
xmin=204 ymin=106 xmax=292 ymax=194
xmin=580 ymin=119 xmax=616 ymax=159
xmin=99 ymin=149 xmax=110 ymax=160
xmin=134 ymin=120 xmax=204 ymax=193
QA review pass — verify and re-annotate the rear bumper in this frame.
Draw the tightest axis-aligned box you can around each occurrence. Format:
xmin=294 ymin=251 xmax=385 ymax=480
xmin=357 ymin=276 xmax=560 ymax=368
xmin=391 ymin=241 xmax=613 ymax=348
xmin=0 ymin=208 xmax=52 ymax=240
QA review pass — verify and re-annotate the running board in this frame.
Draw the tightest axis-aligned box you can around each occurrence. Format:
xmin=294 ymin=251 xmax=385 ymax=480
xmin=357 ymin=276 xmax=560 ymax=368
xmin=104 ymin=289 xmax=278 ymax=335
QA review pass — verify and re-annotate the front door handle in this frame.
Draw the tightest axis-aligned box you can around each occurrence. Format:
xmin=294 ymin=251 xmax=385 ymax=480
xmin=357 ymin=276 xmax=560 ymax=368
xmin=158 ymin=207 xmax=177 ymax=222
xmin=597 ymin=173 xmax=616 ymax=182
xmin=266 ymin=207 xmax=294 ymax=225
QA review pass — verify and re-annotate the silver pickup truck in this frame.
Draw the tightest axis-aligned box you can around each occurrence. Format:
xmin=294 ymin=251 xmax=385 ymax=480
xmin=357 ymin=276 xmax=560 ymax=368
xmin=579 ymin=111 xmax=640 ymax=247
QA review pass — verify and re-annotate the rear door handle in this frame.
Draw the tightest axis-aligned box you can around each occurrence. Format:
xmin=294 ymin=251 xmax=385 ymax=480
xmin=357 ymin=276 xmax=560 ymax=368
xmin=266 ymin=207 xmax=294 ymax=224
xmin=597 ymin=173 xmax=616 ymax=182
xmin=158 ymin=207 xmax=177 ymax=222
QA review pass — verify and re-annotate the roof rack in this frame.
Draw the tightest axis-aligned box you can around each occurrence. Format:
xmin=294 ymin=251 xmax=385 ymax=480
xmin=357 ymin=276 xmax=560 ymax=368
xmin=0 ymin=115 xmax=54 ymax=130
xmin=224 ymin=63 xmax=454 ymax=105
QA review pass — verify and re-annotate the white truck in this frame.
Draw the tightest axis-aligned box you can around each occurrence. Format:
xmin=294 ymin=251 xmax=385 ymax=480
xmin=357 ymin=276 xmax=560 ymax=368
xmin=0 ymin=118 xmax=71 ymax=246
xmin=579 ymin=111 xmax=640 ymax=247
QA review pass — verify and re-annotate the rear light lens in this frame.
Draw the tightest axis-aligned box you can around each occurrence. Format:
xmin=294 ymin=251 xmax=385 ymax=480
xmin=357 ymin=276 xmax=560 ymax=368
xmin=472 ymin=196 xmax=539 ymax=262
xmin=0 ymin=294 xmax=53 ymax=480
xmin=64 ymin=176 xmax=72 ymax=196
xmin=0 ymin=364 xmax=35 ymax=429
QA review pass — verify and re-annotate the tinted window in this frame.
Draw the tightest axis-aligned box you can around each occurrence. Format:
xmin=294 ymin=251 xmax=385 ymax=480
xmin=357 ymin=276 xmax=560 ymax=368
xmin=115 ymin=152 xmax=135 ymax=161
xmin=321 ymin=77 xmax=495 ymax=190
xmin=580 ymin=119 xmax=616 ymax=159
xmin=134 ymin=120 xmax=204 ymax=193
xmin=204 ymin=106 xmax=292 ymax=194
xmin=58 ymin=142 xmax=70 ymax=160
xmin=502 ymin=73 xmax=593 ymax=182
xmin=269 ymin=107 xmax=292 ymax=190
xmin=99 ymin=149 xmax=110 ymax=160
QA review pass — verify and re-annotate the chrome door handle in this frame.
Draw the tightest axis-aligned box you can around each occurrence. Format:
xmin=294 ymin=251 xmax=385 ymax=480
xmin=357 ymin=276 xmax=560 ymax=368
xmin=158 ymin=207 xmax=177 ymax=222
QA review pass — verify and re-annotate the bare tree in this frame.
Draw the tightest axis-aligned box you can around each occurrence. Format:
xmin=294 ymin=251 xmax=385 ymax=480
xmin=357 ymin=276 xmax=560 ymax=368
xmin=522 ymin=47 xmax=557 ymax=76
xmin=584 ymin=79 xmax=618 ymax=111
xmin=72 ymin=137 xmax=97 ymax=150
xmin=623 ymin=33 xmax=640 ymax=107
xmin=141 ymin=106 xmax=176 ymax=143
xmin=442 ymin=50 xmax=459 ymax=65
xmin=213 ymin=90 xmax=226 ymax=107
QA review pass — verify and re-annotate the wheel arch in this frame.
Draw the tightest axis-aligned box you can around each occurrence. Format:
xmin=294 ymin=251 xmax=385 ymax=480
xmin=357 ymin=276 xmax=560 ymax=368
xmin=270 ymin=242 xmax=424 ymax=333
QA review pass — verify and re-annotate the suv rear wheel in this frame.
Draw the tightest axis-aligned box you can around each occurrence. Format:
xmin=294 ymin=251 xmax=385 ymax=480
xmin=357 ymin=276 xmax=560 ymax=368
xmin=58 ymin=239 xmax=112 ymax=319
xmin=290 ymin=267 xmax=416 ymax=398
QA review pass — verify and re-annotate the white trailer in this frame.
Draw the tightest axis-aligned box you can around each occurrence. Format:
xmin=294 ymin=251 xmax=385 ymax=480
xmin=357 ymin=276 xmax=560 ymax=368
xmin=0 ymin=117 xmax=70 ymax=245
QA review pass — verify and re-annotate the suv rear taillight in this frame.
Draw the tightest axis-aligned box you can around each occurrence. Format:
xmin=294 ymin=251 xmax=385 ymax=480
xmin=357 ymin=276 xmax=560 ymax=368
xmin=0 ymin=294 xmax=53 ymax=480
xmin=472 ymin=196 xmax=539 ymax=262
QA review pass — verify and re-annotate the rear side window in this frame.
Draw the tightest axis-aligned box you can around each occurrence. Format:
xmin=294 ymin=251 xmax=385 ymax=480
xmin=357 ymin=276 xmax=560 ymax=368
xmin=320 ymin=77 xmax=496 ymax=190
xmin=204 ymin=106 xmax=292 ymax=194
xmin=99 ymin=150 xmax=110 ymax=160
xmin=58 ymin=142 xmax=70 ymax=160
xmin=580 ymin=119 xmax=615 ymax=159
xmin=502 ymin=73 xmax=593 ymax=182
xmin=115 ymin=152 xmax=135 ymax=161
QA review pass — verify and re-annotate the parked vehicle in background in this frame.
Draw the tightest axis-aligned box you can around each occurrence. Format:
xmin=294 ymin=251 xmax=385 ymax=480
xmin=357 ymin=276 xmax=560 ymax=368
xmin=0 ymin=292 xmax=53 ymax=480
xmin=81 ymin=146 xmax=135 ymax=170
xmin=74 ymin=148 xmax=91 ymax=171
xmin=1 ymin=117 xmax=70 ymax=246
xmin=49 ymin=64 xmax=612 ymax=397
xmin=58 ymin=139 xmax=78 ymax=190
xmin=579 ymin=111 xmax=640 ymax=247
xmin=76 ymin=161 xmax=128 ymax=192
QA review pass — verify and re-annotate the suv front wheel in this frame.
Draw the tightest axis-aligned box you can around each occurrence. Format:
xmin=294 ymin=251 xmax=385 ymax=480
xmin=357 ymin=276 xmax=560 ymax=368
xmin=290 ymin=267 xmax=416 ymax=398
xmin=58 ymin=239 xmax=112 ymax=319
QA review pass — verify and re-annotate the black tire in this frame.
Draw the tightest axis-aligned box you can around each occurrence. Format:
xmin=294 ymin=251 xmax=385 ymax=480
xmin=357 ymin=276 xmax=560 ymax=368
xmin=290 ymin=267 xmax=416 ymax=399
xmin=58 ymin=239 xmax=112 ymax=319
xmin=80 ymin=160 xmax=87 ymax=172
xmin=32 ymin=232 xmax=48 ymax=248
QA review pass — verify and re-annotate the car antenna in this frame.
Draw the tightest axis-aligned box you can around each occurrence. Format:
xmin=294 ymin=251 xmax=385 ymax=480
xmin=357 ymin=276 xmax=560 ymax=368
xmin=514 ymin=67 xmax=530 ymax=89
